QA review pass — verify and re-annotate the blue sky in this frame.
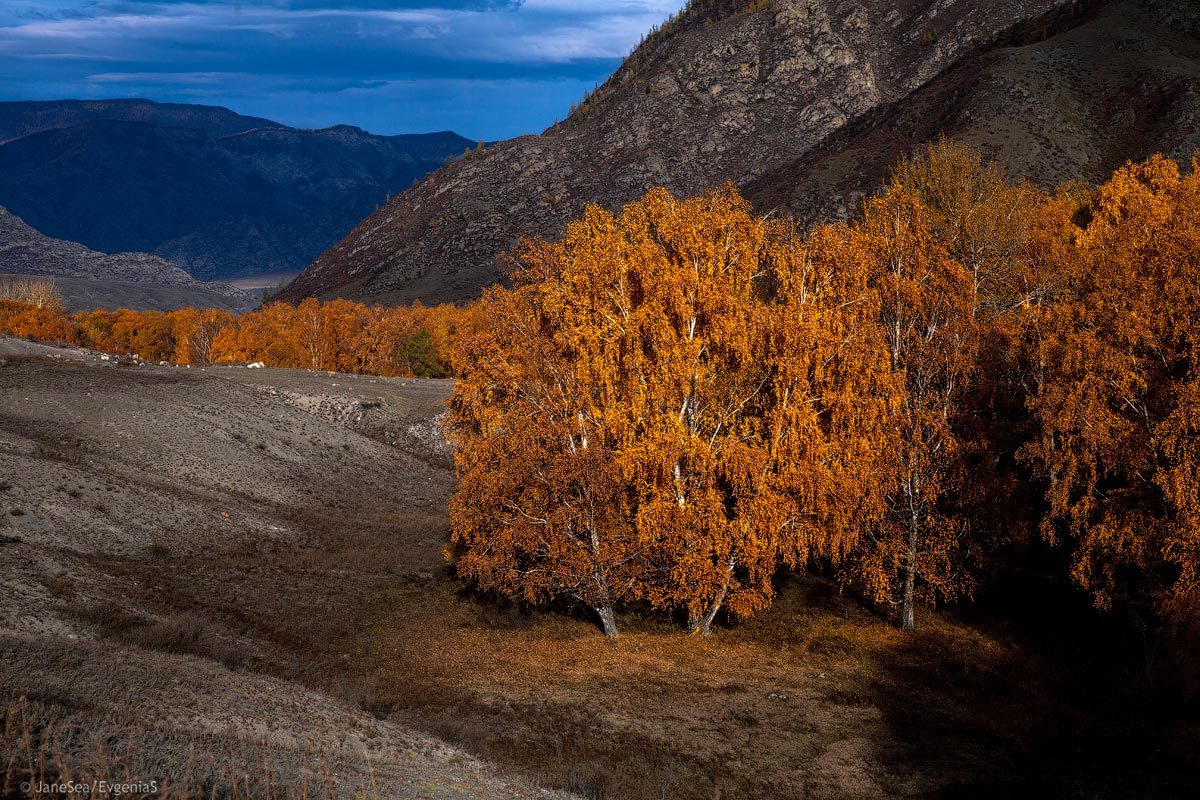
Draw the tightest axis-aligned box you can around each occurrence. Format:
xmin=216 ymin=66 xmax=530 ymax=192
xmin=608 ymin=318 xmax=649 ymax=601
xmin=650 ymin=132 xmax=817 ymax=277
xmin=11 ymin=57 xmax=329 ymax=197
xmin=0 ymin=0 xmax=687 ymax=140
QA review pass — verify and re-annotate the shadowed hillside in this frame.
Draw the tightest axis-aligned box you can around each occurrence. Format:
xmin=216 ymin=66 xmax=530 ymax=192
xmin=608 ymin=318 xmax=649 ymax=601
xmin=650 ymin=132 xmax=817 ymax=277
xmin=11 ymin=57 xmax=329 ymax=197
xmin=0 ymin=205 xmax=254 ymax=312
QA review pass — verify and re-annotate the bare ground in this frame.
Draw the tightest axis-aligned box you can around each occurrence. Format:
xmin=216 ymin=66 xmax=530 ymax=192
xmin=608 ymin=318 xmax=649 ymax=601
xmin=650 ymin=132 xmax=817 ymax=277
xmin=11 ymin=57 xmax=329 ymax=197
xmin=0 ymin=337 xmax=560 ymax=798
xmin=1 ymin=335 xmax=1197 ymax=799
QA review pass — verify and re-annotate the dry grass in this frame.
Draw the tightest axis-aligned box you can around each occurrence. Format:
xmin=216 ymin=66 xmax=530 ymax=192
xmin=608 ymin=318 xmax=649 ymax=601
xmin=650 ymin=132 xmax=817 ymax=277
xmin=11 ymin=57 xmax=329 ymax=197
xmin=66 ymin=601 xmax=248 ymax=670
xmin=70 ymin=503 xmax=1200 ymax=800
xmin=0 ymin=696 xmax=384 ymax=800
xmin=309 ymin=573 xmax=1200 ymax=800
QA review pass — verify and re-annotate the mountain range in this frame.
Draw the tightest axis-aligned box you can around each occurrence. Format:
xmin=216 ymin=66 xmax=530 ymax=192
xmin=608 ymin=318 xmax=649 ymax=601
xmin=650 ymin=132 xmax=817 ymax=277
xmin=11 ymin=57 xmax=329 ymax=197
xmin=0 ymin=99 xmax=473 ymax=281
xmin=0 ymin=204 xmax=255 ymax=312
xmin=280 ymin=0 xmax=1200 ymax=305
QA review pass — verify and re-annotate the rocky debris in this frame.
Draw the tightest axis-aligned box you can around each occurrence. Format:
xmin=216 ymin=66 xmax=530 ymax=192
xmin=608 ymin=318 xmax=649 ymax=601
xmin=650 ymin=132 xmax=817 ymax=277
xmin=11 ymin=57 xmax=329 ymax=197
xmin=260 ymin=382 xmax=454 ymax=467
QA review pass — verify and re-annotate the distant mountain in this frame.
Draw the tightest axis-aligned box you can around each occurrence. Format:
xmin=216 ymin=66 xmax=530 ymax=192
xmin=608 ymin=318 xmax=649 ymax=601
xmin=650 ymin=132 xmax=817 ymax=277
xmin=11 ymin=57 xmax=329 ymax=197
xmin=0 ymin=100 xmax=473 ymax=281
xmin=0 ymin=99 xmax=284 ymax=144
xmin=280 ymin=0 xmax=1200 ymax=306
xmin=0 ymin=205 xmax=255 ymax=312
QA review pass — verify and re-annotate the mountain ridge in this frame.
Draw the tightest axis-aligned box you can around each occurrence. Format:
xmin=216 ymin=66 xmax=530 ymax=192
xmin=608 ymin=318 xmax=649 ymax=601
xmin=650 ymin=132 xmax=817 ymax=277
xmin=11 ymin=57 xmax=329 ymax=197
xmin=0 ymin=98 xmax=285 ymax=144
xmin=0 ymin=101 xmax=473 ymax=281
xmin=280 ymin=0 xmax=1199 ymax=306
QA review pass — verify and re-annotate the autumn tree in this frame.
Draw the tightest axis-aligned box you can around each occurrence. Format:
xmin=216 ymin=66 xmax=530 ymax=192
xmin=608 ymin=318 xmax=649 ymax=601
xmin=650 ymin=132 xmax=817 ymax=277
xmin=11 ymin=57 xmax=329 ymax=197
xmin=834 ymin=187 xmax=980 ymax=631
xmin=448 ymin=186 xmax=901 ymax=636
xmin=170 ymin=307 xmax=234 ymax=365
xmin=448 ymin=248 xmax=642 ymax=637
xmin=1022 ymin=155 xmax=1200 ymax=647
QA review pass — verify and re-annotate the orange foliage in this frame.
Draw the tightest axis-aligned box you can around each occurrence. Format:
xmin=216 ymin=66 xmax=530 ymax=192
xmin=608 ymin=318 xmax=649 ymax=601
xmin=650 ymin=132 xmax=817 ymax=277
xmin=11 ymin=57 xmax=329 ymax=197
xmin=1022 ymin=155 xmax=1200 ymax=644
xmin=4 ymin=296 xmax=476 ymax=378
xmin=0 ymin=299 xmax=78 ymax=344
xmin=209 ymin=299 xmax=472 ymax=377
xmin=839 ymin=141 xmax=1048 ymax=631
xmin=448 ymin=186 xmax=902 ymax=636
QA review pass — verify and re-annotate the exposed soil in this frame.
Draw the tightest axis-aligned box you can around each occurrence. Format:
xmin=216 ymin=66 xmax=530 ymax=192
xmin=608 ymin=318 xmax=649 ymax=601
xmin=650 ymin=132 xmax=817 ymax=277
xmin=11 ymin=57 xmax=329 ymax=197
xmin=0 ymin=337 xmax=557 ymax=798
xmin=2 ymin=335 xmax=1197 ymax=799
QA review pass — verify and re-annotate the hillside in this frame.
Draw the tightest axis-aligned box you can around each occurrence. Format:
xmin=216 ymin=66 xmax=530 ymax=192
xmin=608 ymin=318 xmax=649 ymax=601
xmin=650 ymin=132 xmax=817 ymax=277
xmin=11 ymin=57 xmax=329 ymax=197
xmin=0 ymin=205 xmax=255 ymax=312
xmin=280 ymin=0 xmax=1200 ymax=305
xmin=0 ymin=102 xmax=473 ymax=280
xmin=3 ymin=341 xmax=1197 ymax=798
xmin=0 ymin=345 xmax=568 ymax=798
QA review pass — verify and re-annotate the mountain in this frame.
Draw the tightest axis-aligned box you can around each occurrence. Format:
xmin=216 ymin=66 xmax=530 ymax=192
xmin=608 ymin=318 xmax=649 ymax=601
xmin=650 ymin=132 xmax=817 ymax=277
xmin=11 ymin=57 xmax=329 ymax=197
xmin=280 ymin=0 xmax=1200 ymax=306
xmin=0 ymin=99 xmax=283 ymax=145
xmin=0 ymin=100 xmax=473 ymax=281
xmin=0 ymin=205 xmax=256 ymax=312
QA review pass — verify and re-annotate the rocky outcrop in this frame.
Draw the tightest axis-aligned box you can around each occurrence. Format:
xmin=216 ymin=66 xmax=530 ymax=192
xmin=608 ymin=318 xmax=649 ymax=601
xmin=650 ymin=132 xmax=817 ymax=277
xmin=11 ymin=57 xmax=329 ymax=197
xmin=283 ymin=0 xmax=1125 ymax=305
xmin=747 ymin=0 xmax=1200 ymax=222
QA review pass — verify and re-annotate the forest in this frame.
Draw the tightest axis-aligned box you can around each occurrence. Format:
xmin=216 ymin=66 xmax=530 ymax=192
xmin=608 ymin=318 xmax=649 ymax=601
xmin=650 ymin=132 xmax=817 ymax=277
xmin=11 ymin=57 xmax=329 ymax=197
xmin=446 ymin=142 xmax=1200 ymax=695
xmin=4 ymin=141 xmax=1198 ymax=694
xmin=0 ymin=290 xmax=476 ymax=378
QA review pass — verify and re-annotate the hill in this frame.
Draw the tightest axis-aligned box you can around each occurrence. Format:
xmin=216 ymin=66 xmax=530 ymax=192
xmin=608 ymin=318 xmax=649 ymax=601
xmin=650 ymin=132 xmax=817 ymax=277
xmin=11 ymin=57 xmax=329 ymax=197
xmin=280 ymin=0 xmax=1200 ymax=305
xmin=0 ymin=205 xmax=255 ymax=312
xmin=0 ymin=101 xmax=473 ymax=280
xmin=0 ymin=347 xmax=569 ymax=798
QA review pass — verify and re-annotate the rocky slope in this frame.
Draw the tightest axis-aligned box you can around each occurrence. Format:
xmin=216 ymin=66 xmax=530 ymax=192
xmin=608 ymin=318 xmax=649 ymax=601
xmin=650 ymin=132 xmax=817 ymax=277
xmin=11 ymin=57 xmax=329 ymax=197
xmin=0 ymin=205 xmax=256 ymax=311
xmin=747 ymin=0 xmax=1200 ymax=221
xmin=0 ymin=101 xmax=472 ymax=280
xmin=281 ymin=0 xmax=1200 ymax=305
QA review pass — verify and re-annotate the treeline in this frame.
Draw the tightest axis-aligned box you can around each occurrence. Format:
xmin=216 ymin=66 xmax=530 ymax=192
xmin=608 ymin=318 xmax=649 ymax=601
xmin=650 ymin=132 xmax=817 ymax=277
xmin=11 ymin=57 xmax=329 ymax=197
xmin=447 ymin=140 xmax=1200 ymax=691
xmin=0 ymin=294 xmax=480 ymax=378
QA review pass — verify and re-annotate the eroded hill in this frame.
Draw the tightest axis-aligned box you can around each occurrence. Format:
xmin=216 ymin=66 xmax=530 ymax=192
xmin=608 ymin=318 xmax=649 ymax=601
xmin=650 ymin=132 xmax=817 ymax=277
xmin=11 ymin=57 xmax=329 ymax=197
xmin=0 ymin=339 xmax=560 ymax=797
xmin=0 ymin=205 xmax=255 ymax=312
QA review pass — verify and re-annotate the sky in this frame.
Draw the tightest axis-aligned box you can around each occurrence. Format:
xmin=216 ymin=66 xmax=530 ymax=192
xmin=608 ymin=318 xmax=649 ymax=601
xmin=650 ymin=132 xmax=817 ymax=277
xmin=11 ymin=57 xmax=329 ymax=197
xmin=0 ymin=0 xmax=688 ymax=140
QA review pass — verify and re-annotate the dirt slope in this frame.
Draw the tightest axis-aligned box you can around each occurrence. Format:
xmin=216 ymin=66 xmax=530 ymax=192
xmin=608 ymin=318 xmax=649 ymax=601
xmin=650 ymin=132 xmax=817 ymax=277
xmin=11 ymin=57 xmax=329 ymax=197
xmin=0 ymin=338 xmax=562 ymax=798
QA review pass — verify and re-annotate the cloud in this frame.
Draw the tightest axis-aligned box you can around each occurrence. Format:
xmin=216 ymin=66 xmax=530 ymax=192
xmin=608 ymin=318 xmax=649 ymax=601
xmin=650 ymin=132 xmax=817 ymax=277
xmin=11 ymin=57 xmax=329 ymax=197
xmin=0 ymin=0 xmax=686 ymax=139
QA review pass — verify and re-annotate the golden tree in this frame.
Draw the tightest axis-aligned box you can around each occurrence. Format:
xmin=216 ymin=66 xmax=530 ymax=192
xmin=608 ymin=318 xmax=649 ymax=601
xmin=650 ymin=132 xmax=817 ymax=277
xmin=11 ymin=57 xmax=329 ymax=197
xmin=888 ymin=140 xmax=1056 ymax=599
xmin=1023 ymin=156 xmax=1200 ymax=640
xmin=170 ymin=307 xmax=234 ymax=365
xmin=839 ymin=187 xmax=980 ymax=631
xmin=448 ymin=185 xmax=901 ymax=636
xmin=447 ymin=230 xmax=642 ymax=637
